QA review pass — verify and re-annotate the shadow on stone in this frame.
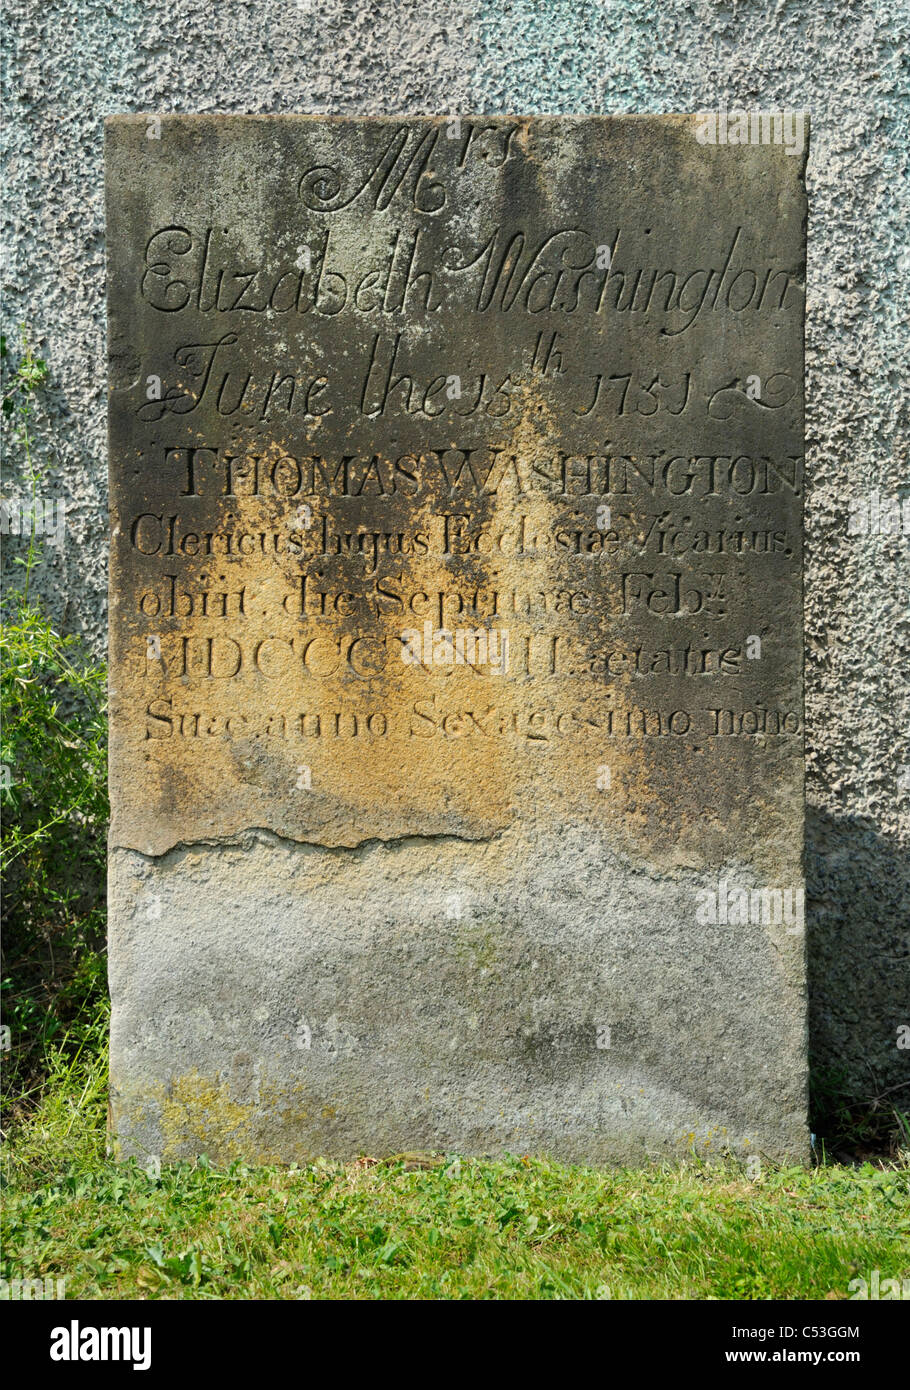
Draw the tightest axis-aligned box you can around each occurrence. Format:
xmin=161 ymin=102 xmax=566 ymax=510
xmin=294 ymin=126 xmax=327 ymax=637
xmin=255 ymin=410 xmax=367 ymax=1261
xmin=807 ymin=806 xmax=910 ymax=1156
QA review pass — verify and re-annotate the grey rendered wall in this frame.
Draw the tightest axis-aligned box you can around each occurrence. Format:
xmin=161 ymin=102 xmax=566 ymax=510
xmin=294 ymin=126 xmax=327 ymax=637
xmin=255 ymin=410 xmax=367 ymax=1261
xmin=2 ymin=0 xmax=907 ymax=1118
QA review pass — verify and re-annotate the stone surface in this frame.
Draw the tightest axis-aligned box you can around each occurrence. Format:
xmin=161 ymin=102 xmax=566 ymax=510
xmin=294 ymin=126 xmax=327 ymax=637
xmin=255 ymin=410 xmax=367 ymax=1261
xmin=107 ymin=114 xmax=808 ymax=1163
xmin=5 ymin=0 xmax=905 ymax=1124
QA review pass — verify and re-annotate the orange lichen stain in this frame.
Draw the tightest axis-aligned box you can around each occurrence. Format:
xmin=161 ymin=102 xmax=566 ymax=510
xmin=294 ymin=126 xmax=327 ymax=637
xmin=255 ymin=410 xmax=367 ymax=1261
xmin=114 ymin=326 xmax=795 ymax=877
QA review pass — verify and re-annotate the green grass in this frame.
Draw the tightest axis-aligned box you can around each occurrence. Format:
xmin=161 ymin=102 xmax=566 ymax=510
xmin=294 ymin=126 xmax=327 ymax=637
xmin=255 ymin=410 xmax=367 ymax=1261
xmin=2 ymin=1035 xmax=908 ymax=1301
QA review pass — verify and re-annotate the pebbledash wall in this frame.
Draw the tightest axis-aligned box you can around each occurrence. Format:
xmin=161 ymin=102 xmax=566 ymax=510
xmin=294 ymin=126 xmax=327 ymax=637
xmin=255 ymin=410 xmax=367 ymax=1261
xmin=3 ymin=0 xmax=908 ymax=1117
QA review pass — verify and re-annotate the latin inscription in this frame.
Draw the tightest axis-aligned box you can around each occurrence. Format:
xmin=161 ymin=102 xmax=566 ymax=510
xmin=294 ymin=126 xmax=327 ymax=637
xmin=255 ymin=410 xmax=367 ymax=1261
xmin=107 ymin=116 xmax=805 ymax=856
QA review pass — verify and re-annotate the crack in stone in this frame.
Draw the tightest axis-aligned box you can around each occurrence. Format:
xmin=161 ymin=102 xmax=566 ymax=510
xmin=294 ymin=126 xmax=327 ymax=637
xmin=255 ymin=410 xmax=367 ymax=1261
xmin=110 ymin=824 xmax=508 ymax=863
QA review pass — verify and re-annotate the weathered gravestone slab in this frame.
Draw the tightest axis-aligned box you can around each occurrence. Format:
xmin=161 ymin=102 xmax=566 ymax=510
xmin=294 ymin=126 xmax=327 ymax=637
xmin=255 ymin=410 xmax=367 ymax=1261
xmin=107 ymin=114 xmax=809 ymax=1164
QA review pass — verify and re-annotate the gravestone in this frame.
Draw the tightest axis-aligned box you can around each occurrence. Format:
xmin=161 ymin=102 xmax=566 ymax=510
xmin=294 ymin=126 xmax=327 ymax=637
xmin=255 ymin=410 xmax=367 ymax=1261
xmin=106 ymin=114 xmax=809 ymax=1165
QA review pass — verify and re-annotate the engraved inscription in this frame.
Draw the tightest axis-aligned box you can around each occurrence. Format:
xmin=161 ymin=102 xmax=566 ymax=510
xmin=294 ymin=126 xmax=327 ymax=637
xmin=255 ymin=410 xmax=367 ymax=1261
xmin=107 ymin=115 xmax=805 ymax=858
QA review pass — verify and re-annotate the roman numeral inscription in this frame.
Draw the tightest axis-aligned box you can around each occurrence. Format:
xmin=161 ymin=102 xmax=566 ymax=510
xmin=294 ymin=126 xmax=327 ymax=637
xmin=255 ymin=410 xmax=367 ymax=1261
xmin=107 ymin=116 xmax=809 ymax=1164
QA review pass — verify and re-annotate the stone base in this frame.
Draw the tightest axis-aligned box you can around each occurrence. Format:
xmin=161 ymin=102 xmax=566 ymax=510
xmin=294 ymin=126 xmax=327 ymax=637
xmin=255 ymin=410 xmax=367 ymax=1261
xmin=109 ymin=828 xmax=808 ymax=1166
